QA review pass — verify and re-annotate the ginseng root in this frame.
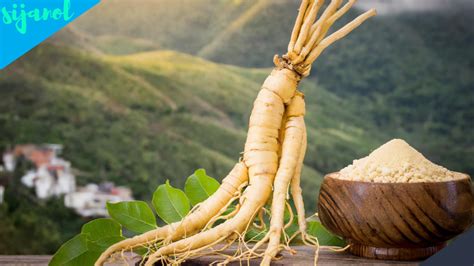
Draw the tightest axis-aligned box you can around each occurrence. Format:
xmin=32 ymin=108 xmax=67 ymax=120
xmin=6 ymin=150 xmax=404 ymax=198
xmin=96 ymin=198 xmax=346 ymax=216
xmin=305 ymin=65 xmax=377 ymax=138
xmin=96 ymin=1 xmax=376 ymax=265
xmin=144 ymin=91 xmax=304 ymax=266
xmin=261 ymin=93 xmax=306 ymax=265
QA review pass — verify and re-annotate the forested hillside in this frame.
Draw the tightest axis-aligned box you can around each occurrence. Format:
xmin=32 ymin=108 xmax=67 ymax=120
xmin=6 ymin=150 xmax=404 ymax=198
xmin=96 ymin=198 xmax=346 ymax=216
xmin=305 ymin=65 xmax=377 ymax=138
xmin=73 ymin=0 xmax=474 ymax=174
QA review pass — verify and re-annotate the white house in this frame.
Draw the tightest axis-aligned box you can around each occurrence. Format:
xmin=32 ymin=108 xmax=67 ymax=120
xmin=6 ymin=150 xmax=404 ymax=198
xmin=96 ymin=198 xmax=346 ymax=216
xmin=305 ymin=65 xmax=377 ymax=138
xmin=16 ymin=146 xmax=76 ymax=199
xmin=65 ymin=183 xmax=133 ymax=217
xmin=21 ymin=164 xmax=76 ymax=199
xmin=2 ymin=144 xmax=134 ymax=216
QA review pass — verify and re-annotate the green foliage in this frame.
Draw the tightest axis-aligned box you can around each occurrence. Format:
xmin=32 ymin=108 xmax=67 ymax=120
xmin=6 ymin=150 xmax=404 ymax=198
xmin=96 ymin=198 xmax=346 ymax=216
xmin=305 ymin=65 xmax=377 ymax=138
xmin=46 ymin=167 xmax=346 ymax=265
xmin=307 ymin=221 xmax=345 ymax=247
xmin=49 ymin=219 xmax=124 ymax=266
xmin=81 ymin=218 xmax=126 ymax=250
xmin=49 ymin=235 xmax=100 ymax=266
xmin=184 ymin=169 xmax=220 ymax=206
xmin=0 ymin=166 xmax=83 ymax=255
xmin=49 ymin=169 xmax=225 ymax=263
xmin=107 ymin=201 xmax=157 ymax=234
xmin=245 ymin=227 xmax=267 ymax=242
xmin=74 ymin=0 xmax=253 ymax=55
xmin=152 ymin=180 xmax=190 ymax=224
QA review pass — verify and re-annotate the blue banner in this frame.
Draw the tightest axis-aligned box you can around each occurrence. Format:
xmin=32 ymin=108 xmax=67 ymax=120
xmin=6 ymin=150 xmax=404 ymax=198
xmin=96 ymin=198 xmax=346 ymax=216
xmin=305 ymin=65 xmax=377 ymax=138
xmin=0 ymin=0 xmax=99 ymax=69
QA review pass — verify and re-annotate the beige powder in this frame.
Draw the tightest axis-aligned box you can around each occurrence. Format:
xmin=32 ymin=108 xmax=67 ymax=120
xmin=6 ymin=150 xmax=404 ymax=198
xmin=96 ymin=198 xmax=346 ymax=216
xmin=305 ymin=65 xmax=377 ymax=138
xmin=338 ymin=139 xmax=467 ymax=183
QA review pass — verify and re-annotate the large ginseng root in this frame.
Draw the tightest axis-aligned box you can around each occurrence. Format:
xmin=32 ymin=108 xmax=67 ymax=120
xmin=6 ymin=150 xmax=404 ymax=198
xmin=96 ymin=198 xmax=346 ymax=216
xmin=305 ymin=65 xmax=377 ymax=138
xmin=96 ymin=1 xmax=376 ymax=265
xmin=144 ymin=89 xmax=304 ymax=266
xmin=225 ymin=93 xmax=310 ymax=265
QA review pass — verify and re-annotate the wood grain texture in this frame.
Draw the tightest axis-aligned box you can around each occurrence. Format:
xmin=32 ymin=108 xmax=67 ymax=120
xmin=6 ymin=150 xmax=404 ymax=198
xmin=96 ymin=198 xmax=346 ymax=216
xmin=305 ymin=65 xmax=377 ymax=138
xmin=318 ymin=173 xmax=474 ymax=261
xmin=183 ymin=246 xmax=419 ymax=265
xmin=0 ymin=249 xmax=420 ymax=266
xmin=0 ymin=255 xmax=51 ymax=266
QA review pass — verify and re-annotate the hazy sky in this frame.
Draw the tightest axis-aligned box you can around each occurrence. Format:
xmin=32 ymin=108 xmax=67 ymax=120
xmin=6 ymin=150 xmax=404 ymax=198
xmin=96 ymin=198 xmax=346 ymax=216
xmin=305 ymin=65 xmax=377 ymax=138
xmin=356 ymin=0 xmax=474 ymax=14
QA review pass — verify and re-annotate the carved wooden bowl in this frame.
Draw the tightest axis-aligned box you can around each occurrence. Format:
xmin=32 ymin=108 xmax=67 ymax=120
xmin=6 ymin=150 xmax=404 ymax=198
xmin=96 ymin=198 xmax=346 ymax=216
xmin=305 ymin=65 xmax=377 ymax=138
xmin=318 ymin=172 xmax=473 ymax=261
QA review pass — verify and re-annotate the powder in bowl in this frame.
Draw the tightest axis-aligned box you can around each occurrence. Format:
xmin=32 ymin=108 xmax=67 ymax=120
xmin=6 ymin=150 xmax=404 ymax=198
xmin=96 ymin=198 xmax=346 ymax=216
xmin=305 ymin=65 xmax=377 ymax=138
xmin=338 ymin=139 xmax=467 ymax=183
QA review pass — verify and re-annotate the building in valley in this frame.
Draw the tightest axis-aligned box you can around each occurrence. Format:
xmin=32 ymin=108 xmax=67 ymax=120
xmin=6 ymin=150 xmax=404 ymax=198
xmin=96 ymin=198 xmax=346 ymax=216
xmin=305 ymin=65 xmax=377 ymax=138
xmin=1 ymin=144 xmax=133 ymax=217
xmin=3 ymin=144 xmax=76 ymax=199
xmin=64 ymin=182 xmax=133 ymax=217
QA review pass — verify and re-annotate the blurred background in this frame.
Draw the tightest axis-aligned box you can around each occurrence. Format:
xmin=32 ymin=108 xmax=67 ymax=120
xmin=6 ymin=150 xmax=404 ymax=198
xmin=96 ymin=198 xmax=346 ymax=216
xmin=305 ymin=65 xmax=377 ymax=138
xmin=0 ymin=0 xmax=472 ymax=254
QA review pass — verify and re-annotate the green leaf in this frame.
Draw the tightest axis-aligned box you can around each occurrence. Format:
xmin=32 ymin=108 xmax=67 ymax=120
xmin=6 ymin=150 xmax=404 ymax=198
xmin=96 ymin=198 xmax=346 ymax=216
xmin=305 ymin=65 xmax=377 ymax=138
xmin=81 ymin=218 xmax=125 ymax=250
xmin=134 ymin=247 xmax=149 ymax=256
xmin=107 ymin=201 xmax=157 ymax=233
xmin=307 ymin=221 xmax=346 ymax=247
xmin=49 ymin=235 xmax=101 ymax=266
xmin=245 ymin=227 xmax=268 ymax=242
xmin=50 ymin=219 xmax=125 ymax=266
xmin=184 ymin=169 xmax=220 ymax=206
xmin=222 ymin=204 xmax=236 ymax=216
xmin=153 ymin=180 xmax=190 ymax=224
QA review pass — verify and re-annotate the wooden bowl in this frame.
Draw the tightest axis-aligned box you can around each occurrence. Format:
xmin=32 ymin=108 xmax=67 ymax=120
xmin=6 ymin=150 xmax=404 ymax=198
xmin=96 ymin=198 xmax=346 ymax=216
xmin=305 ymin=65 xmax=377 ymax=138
xmin=317 ymin=172 xmax=473 ymax=261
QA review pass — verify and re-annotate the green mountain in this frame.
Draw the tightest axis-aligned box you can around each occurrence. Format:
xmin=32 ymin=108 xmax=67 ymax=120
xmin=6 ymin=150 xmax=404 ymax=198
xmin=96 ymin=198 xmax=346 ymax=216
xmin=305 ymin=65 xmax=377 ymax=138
xmin=73 ymin=0 xmax=474 ymax=175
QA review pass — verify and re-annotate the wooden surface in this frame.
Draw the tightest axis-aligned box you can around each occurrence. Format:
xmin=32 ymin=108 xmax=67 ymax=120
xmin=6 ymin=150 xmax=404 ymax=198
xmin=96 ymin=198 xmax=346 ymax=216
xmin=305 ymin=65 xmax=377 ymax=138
xmin=0 ymin=247 xmax=421 ymax=265
xmin=0 ymin=256 xmax=51 ymax=266
xmin=182 ymin=246 xmax=420 ymax=265
xmin=318 ymin=173 xmax=473 ymax=261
